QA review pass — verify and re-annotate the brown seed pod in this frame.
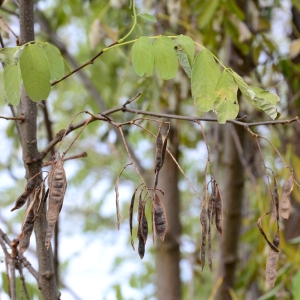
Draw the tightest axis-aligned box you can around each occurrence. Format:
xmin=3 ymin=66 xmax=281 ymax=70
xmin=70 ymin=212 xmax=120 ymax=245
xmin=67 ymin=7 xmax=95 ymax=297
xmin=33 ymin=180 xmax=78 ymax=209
xmin=129 ymin=189 xmax=137 ymax=250
xmin=208 ymin=221 xmax=212 ymax=272
xmin=139 ymin=204 xmax=148 ymax=244
xmin=279 ymin=173 xmax=294 ymax=219
xmin=137 ymin=193 xmax=146 ymax=259
xmin=19 ymin=209 xmax=34 ymax=254
xmin=153 ymin=194 xmax=167 ymax=241
xmin=266 ymin=249 xmax=279 ymax=287
xmin=215 ymin=185 xmax=223 ymax=235
xmin=154 ymin=128 xmax=163 ymax=174
xmin=11 ymin=177 xmax=36 ymax=211
xmin=271 ymin=175 xmax=279 ymax=224
xmin=200 ymin=204 xmax=207 ymax=271
xmin=45 ymin=153 xmax=67 ymax=250
xmin=273 ymin=230 xmax=280 ymax=248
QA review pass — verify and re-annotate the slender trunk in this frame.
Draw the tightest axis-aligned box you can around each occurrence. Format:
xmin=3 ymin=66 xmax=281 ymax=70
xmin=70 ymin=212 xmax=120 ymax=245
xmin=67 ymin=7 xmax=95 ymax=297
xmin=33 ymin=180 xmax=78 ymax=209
xmin=18 ymin=1 xmax=58 ymax=299
xmin=215 ymin=125 xmax=245 ymax=300
xmin=156 ymin=125 xmax=181 ymax=300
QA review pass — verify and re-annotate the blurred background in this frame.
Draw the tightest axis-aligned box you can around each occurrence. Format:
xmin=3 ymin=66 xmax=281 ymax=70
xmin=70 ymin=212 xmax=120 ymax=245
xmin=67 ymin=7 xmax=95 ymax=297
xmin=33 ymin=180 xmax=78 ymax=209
xmin=1 ymin=0 xmax=300 ymax=299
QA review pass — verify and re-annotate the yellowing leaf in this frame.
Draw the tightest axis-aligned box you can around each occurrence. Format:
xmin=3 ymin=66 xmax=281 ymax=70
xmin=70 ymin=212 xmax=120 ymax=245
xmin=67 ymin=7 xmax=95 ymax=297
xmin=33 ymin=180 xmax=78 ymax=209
xmin=153 ymin=36 xmax=178 ymax=80
xmin=132 ymin=36 xmax=154 ymax=77
xmin=0 ymin=48 xmax=17 ymax=66
xmin=191 ymin=49 xmax=220 ymax=112
xmin=214 ymin=71 xmax=239 ymax=124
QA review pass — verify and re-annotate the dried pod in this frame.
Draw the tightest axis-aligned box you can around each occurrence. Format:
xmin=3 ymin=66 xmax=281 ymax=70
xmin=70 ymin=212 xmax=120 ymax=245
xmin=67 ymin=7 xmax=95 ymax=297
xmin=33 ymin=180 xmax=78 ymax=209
xmin=139 ymin=204 xmax=148 ymax=244
xmin=200 ymin=204 xmax=207 ymax=271
xmin=161 ymin=130 xmax=169 ymax=169
xmin=215 ymin=185 xmax=223 ymax=235
xmin=11 ymin=178 xmax=36 ymax=211
xmin=19 ymin=209 xmax=34 ymax=254
xmin=153 ymin=194 xmax=167 ymax=241
xmin=266 ymin=249 xmax=279 ymax=287
xmin=208 ymin=222 xmax=212 ymax=272
xmin=152 ymin=204 xmax=156 ymax=244
xmin=137 ymin=232 xmax=145 ymax=259
xmin=280 ymin=173 xmax=294 ymax=219
xmin=271 ymin=176 xmax=279 ymax=224
xmin=45 ymin=153 xmax=67 ymax=249
xmin=208 ymin=194 xmax=216 ymax=225
xmin=154 ymin=129 xmax=163 ymax=174
xmin=129 ymin=189 xmax=137 ymax=250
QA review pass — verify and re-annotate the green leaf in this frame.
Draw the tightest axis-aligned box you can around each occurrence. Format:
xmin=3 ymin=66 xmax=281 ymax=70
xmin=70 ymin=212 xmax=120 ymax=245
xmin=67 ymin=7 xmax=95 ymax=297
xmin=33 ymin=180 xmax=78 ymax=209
xmin=198 ymin=0 xmax=220 ymax=29
xmin=153 ymin=36 xmax=178 ymax=80
xmin=191 ymin=49 xmax=221 ymax=112
xmin=131 ymin=36 xmax=154 ymax=77
xmin=0 ymin=47 xmax=17 ymax=66
xmin=214 ymin=71 xmax=239 ymax=124
xmin=138 ymin=13 xmax=157 ymax=22
xmin=175 ymin=48 xmax=191 ymax=78
xmin=176 ymin=35 xmax=195 ymax=65
xmin=4 ymin=64 xmax=21 ymax=106
xmin=19 ymin=44 xmax=51 ymax=102
xmin=42 ymin=43 xmax=65 ymax=81
xmin=233 ymin=72 xmax=279 ymax=119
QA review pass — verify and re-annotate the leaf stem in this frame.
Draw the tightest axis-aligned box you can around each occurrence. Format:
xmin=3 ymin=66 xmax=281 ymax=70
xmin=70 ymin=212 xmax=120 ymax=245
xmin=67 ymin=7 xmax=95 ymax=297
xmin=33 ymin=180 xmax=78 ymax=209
xmin=118 ymin=0 xmax=137 ymax=43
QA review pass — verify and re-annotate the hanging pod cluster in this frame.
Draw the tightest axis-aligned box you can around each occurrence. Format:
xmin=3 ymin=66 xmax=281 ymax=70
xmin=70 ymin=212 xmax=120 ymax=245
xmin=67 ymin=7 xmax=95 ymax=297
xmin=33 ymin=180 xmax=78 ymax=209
xmin=11 ymin=152 xmax=67 ymax=253
xmin=119 ymin=125 xmax=168 ymax=259
xmin=257 ymin=171 xmax=294 ymax=287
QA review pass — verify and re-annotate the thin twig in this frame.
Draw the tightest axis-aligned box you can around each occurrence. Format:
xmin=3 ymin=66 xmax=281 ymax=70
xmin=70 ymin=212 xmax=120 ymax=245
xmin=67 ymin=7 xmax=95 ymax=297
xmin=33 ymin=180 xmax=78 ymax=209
xmin=42 ymin=152 xmax=87 ymax=167
xmin=51 ymin=42 xmax=118 ymax=86
xmin=118 ymin=126 xmax=147 ymax=189
xmin=16 ymin=261 xmax=30 ymax=300
xmin=0 ymin=114 xmax=24 ymax=121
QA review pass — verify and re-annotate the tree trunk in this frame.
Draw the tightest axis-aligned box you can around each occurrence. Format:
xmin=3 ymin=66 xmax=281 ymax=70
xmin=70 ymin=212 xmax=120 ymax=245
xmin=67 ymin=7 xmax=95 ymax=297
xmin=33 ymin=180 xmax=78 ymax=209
xmin=215 ymin=125 xmax=245 ymax=300
xmin=18 ymin=1 xmax=58 ymax=299
xmin=156 ymin=124 xmax=181 ymax=300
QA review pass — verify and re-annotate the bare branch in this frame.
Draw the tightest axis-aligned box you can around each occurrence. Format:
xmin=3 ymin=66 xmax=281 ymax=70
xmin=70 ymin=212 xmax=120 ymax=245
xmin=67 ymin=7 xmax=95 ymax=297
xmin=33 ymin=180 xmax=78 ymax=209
xmin=42 ymin=152 xmax=87 ymax=167
xmin=0 ymin=114 xmax=24 ymax=121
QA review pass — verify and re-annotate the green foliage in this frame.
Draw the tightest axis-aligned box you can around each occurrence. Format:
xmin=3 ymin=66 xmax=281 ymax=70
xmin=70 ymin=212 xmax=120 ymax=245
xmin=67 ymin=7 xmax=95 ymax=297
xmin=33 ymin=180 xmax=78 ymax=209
xmin=175 ymin=47 xmax=192 ymax=78
xmin=131 ymin=37 xmax=154 ymax=77
xmin=214 ymin=71 xmax=239 ymax=124
xmin=153 ymin=36 xmax=178 ymax=80
xmin=0 ymin=47 xmax=16 ymax=65
xmin=176 ymin=35 xmax=195 ymax=66
xmin=42 ymin=43 xmax=65 ymax=81
xmin=191 ymin=48 xmax=221 ymax=112
xmin=19 ymin=44 xmax=51 ymax=102
xmin=3 ymin=64 xmax=21 ymax=106
xmin=138 ymin=13 xmax=156 ymax=23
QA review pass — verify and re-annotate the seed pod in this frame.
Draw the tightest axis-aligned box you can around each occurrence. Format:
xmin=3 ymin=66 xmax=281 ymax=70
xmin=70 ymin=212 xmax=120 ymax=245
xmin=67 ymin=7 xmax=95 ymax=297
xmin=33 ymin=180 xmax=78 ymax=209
xmin=271 ymin=176 xmax=279 ymax=224
xmin=208 ymin=194 xmax=216 ymax=225
xmin=11 ymin=178 xmax=36 ymax=211
xmin=266 ymin=249 xmax=279 ymax=287
xmin=280 ymin=173 xmax=294 ymax=219
xmin=139 ymin=204 xmax=148 ymax=244
xmin=19 ymin=209 xmax=34 ymax=254
xmin=137 ymin=193 xmax=145 ymax=258
xmin=153 ymin=194 xmax=167 ymax=241
xmin=215 ymin=185 xmax=223 ymax=235
xmin=273 ymin=230 xmax=280 ymax=248
xmin=208 ymin=222 xmax=212 ymax=272
xmin=200 ymin=205 xmax=207 ymax=271
xmin=129 ymin=189 xmax=137 ymax=250
xmin=154 ymin=129 xmax=163 ymax=174
xmin=45 ymin=153 xmax=67 ymax=250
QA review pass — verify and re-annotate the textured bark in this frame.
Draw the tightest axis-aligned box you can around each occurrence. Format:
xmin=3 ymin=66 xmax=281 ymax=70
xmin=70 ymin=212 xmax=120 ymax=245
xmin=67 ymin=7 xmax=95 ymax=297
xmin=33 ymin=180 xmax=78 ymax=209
xmin=215 ymin=125 xmax=245 ymax=300
xmin=18 ymin=1 xmax=58 ymax=299
xmin=156 ymin=125 xmax=181 ymax=300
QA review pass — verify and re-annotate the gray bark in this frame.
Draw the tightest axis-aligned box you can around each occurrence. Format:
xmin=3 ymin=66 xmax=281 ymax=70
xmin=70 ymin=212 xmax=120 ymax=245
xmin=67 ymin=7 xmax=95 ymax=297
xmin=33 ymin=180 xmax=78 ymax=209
xmin=18 ymin=1 xmax=58 ymax=299
xmin=156 ymin=125 xmax=181 ymax=300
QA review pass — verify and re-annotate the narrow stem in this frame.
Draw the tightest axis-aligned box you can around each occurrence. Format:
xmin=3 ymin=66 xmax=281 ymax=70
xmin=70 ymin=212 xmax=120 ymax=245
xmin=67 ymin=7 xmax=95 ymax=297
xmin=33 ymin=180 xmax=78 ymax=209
xmin=118 ymin=0 xmax=137 ymax=43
